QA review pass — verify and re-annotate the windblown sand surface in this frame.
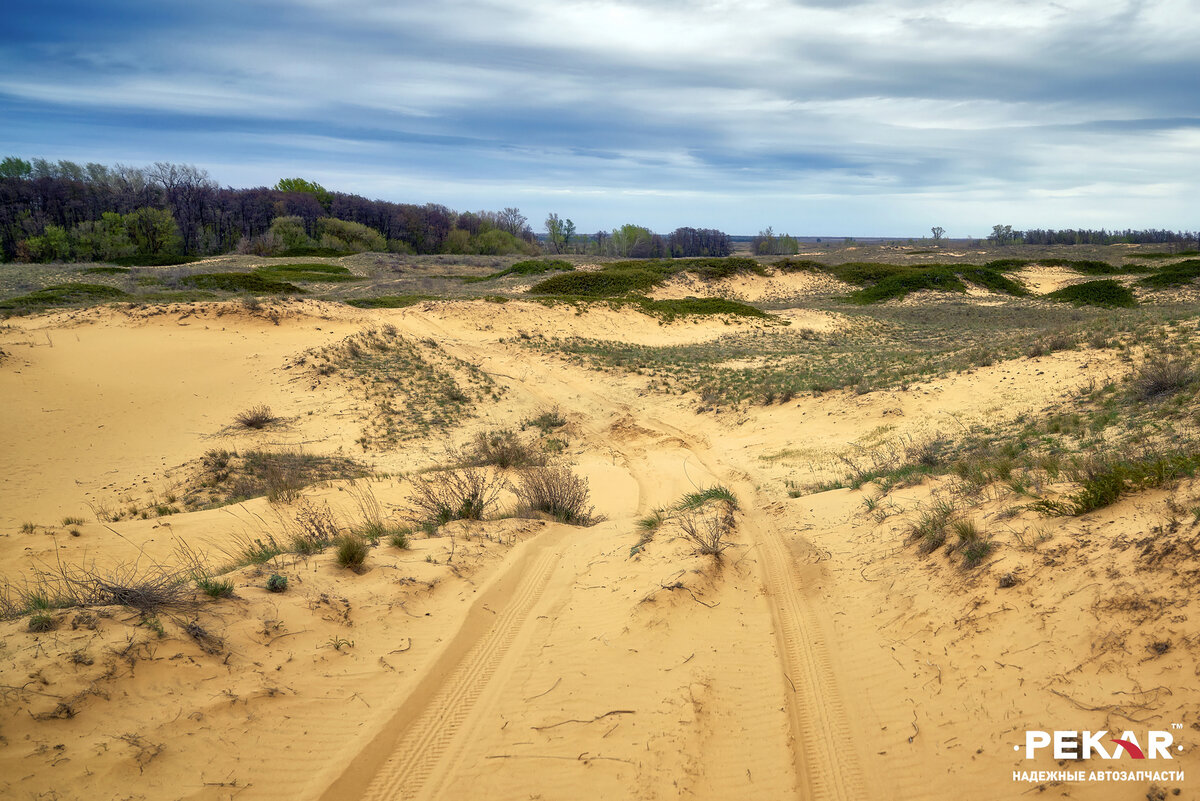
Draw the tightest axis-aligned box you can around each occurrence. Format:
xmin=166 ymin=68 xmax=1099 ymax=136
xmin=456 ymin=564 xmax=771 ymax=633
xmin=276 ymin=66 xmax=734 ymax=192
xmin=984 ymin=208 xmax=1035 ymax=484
xmin=1 ymin=297 xmax=1196 ymax=801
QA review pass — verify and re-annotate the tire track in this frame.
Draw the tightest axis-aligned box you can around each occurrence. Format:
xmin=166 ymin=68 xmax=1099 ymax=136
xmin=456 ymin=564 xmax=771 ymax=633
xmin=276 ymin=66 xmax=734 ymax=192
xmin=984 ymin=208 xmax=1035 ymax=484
xmin=398 ymin=314 xmax=866 ymax=799
xmin=319 ymin=530 xmax=566 ymax=801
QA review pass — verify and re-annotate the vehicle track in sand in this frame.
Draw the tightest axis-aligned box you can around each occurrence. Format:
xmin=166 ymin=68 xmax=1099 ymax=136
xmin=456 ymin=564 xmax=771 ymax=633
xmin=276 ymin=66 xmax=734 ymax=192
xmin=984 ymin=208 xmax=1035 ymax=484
xmin=334 ymin=312 xmax=866 ymax=800
xmin=319 ymin=527 xmax=569 ymax=801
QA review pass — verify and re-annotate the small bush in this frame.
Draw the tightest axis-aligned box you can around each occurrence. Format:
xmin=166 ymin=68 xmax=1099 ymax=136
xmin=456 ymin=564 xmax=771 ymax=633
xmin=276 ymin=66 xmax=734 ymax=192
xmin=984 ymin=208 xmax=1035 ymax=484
xmin=266 ymin=574 xmax=288 ymax=593
xmin=407 ymin=466 xmax=504 ymax=526
xmin=1131 ymin=357 xmax=1198 ymax=401
xmin=524 ymin=407 xmax=566 ymax=433
xmin=1045 ymin=279 xmax=1136 ymax=308
xmin=28 ymin=613 xmax=56 ymax=632
xmin=335 ymin=534 xmax=368 ymax=570
xmin=678 ymin=508 xmax=734 ymax=558
xmin=470 ymin=429 xmax=544 ymax=469
xmin=512 ymin=465 xmax=594 ymax=524
xmin=234 ymin=404 xmax=278 ymax=430
xmin=1027 ymin=332 xmax=1073 ymax=358
xmin=389 ymin=529 xmax=411 ymax=549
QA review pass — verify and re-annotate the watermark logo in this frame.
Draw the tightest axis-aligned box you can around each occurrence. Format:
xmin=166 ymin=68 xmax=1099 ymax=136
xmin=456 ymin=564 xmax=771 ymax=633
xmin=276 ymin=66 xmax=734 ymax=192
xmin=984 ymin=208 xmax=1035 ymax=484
xmin=1018 ymin=730 xmax=1177 ymax=761
xmin=1012 ymin=727 xmax=1187 ymax=785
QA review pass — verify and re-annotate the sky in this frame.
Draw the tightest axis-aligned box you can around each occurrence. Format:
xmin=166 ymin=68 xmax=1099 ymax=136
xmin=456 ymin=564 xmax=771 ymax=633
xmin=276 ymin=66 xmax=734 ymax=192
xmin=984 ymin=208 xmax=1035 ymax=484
xmin=1 ymin=0 xmax=1198 ymax=236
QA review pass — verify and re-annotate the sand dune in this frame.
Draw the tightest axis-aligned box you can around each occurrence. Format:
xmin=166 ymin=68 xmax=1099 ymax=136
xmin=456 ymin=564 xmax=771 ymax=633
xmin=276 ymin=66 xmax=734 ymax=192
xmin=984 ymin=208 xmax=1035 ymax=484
xmin=1 ymin=295 xmax=1196 ymax=801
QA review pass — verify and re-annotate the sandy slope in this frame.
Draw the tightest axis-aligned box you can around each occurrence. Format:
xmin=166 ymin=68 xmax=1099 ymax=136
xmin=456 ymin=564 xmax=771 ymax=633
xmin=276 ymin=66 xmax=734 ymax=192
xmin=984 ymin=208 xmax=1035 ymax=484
xmin=1 ymin=298 xmax=1197 ymax=801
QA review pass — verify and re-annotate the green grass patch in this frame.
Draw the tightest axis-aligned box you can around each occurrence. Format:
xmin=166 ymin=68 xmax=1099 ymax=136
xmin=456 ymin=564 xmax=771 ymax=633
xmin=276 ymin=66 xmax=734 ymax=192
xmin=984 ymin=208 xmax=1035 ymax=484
xmin=1045 ymin=279 xmax=1136 ymax=308
xmin=0 ymin=283 xmax=129 ymax=313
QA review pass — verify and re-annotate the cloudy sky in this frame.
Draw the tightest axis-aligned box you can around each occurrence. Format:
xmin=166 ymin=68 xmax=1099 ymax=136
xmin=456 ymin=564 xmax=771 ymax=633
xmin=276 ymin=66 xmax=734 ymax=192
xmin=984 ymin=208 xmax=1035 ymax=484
xmin=2 ymin=0 xmax=1198 ymax=236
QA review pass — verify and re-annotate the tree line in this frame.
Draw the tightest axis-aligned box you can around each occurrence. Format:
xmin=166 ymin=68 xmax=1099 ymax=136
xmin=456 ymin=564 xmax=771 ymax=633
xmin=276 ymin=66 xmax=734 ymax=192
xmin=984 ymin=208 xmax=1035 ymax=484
xmin=0 ymin=156 xmax=541 ymax=262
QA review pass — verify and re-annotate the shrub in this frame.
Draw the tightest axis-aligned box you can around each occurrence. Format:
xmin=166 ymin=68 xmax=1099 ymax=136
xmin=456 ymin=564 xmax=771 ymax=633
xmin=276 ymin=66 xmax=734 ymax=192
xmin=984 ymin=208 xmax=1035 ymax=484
xmin=678 ymin=508 xmax=733 ymax=558
xmin=1131 ymin=357 xmax=1198 ymax=401
xmin=288 ymin=500 xmax=340 ymax=554
xmin=407 ymin=466 xmax=504 ymax=526
xmin=335 ymin=534 xmax=368 ymax=570
xmin=1027 ymin=332 xmax=1073 ymax=358
xmin=1045 ymin=279 xmax=1136 ymax=308
xmin=511 ymin=465 xmax=594 ymax=524
xmin=389 ymin=529 xmax=411 ymax=549
xmin=28 ymin=613 xmax=56 ymax=633
xmin=524 ymin=407 xmax=566 ymax=433
xmin=470 ymin=430 xmax=544 ymax=469
xmin=234 ymin=404 xmax=278 ymax=430
xmin=266 ymin=574 xmax=288 ymax=593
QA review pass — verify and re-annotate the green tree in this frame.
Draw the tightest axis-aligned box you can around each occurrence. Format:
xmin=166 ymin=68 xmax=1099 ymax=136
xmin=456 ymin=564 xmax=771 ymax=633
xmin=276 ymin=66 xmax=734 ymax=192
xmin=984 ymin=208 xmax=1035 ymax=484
xmin=125 ymin=207 xmax=181 ymax=257
xmin=275 ymin=177 xmax=332 ymax=210
xmin=545 ymin=213 xmax=575 ymax=253
xmin=989 ymin=224 xmax=1016 ymax=246
xmin=0 ymin=156 xmax=32 ymax=179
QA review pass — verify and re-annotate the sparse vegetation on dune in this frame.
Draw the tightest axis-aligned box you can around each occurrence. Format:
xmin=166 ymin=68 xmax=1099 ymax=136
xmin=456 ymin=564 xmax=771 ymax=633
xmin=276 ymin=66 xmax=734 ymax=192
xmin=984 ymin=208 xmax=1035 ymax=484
xmin=305 ymin=326 xmax=499 ymax=446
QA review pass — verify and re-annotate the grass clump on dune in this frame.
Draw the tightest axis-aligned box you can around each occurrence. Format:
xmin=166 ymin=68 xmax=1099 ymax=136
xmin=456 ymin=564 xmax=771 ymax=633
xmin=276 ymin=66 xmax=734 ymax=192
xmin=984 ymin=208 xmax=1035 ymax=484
xmin=676 ymin=484 xmax=739 ymax=511
xmin=530 ymin=268 xmax=664 ymax=297
xmin=0 ymin=283 xmax=129 ymax=314
xmin=254 ymin=263 xmax=361 ymax=283
xmin=180 ymin=272 xmax=302 ymax=294
xmin=1045 ymin=279 xmax=1136 ymax=308
xmin=528 ymin=257 xmax=765 ymax=298
xmin=344 ymin=294 xmax=438 ymax=308
xmin=1137 ymin=259 xmax=1200 ymax=288
xmin=464 ymin=258 xmax=574 ymax=283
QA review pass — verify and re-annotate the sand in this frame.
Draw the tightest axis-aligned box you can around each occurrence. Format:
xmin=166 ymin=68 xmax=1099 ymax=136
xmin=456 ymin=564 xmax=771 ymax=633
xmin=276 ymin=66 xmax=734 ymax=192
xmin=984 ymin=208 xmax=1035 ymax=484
xmin=0 ymin=295 xmax=1196 ymax=801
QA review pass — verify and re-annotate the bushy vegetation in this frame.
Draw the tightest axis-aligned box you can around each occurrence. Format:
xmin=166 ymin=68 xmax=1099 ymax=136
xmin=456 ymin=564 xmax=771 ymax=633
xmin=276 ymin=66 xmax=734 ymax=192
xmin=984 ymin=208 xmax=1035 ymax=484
xmin=1045 ymin=279 xmax=1137 ymax=308
xmin=254 ymin=263 xmax=361 ymax=283
xmin=345 ymin=295 xmax=438 ymax=308
xmin=464 ymin=259 xmax=574 ymax=283
xmin=1136 ymin=259 xmax=1200 ymax=288
xmin=180 ymin=272 xmax=302 ymax=294
xmin=511 ymin=465 xmax=594 ymax=524
xmin=0 ymin=283 xmax=128 ymax=314
xmin=528 ymin=257 xmax=766 ymax=298
xmin=407 ymin=466 xmax=504 ymax=527
xmin=771 ymin=259 xmax=1027 ymax=304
